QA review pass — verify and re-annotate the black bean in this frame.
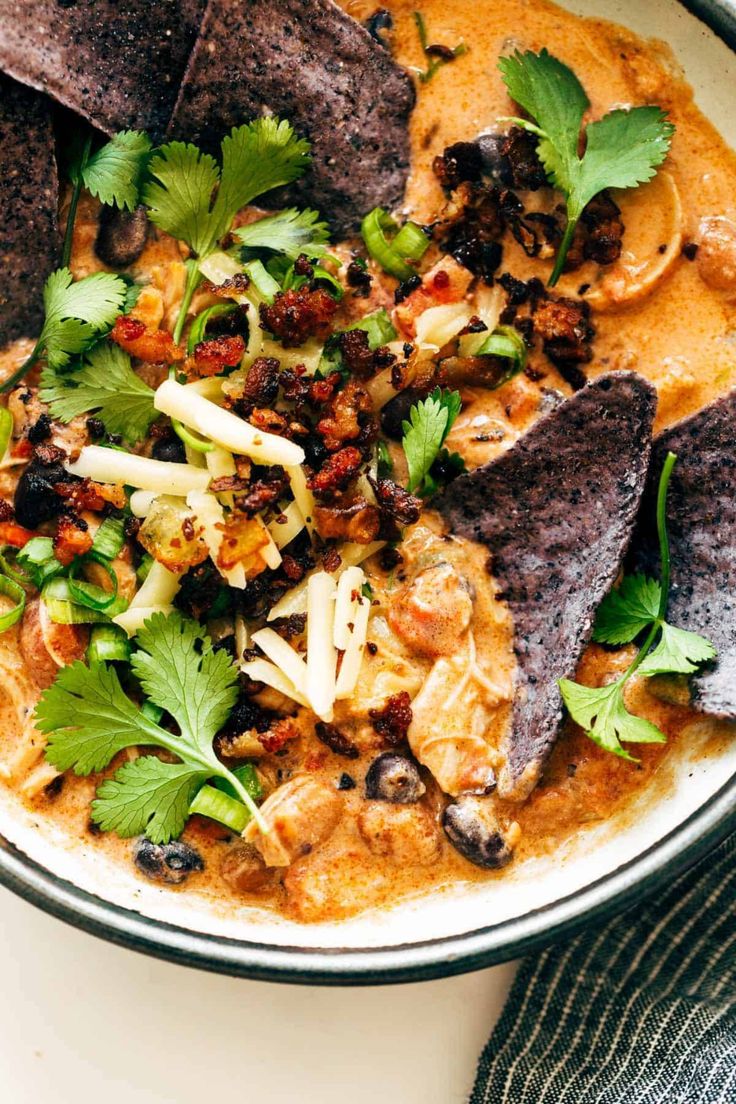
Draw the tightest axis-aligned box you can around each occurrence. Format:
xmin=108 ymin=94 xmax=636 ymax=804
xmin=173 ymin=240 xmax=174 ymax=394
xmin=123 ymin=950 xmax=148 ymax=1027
xmin=152 ymin=436 xmax=186 ymax=464
xmin=365 ymin=753 xmax=425 ymax=803
xmin=442 ymin=795 xmax=514 ymax=869
xmin=13 ymin=460 xmax=68 ymax=528
xmin=95 ymin=205 xmax=149 ymax=268
xmin=133 ymin=839 xmax=204 ymax=885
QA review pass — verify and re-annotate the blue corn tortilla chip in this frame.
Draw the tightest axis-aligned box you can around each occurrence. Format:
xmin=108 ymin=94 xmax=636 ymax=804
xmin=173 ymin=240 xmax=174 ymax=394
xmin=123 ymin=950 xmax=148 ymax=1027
xmin=630 ymin=390 xmax=736 ymax=719
xmin=435 ymin=372 xmax=657 ymax=800
xmin=168 ymin=0 xmax=415 ymax=234
xmin=0 ymin=75 xmax=60 ymax=346
xmin=0 ymin=0 xmax=206 ymax=141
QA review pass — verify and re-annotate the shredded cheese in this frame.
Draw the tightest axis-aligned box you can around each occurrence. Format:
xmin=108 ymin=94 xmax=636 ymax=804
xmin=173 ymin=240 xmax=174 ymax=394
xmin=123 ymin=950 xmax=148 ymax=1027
xmin=285 ymin=464 xmax=316 ymax=535
xmin=305 ymin=571 xmax=338 ymax=721
xmin=268 ymin=541 xmax=384 ymax=621
xmin=335 ymin=594 xmax=371 ymax=700
xmin=129 ymin=560 xmax=181 ymax=610
xmin=67 ymin=446 xmax=210 ymax=495
xmin=154 ymin=379 xmax=305 ymax=467
xmin=113 ymin=605 xmax=176 ymax=637
xmin=187 ymin=490 xmax=246 ymax=589
xmin=414 ymin=302 xmax=474 ymax=353
xmin=251 ymin=627 xmax=308 ymax=697
xmin=333 ymin=566 xmax=365 ymax=651
xmin=239 ymin=656 xmax=309 ymax=708
xmin=129 ymin=490 xmax=158 ymax=518
xmin=267 ymin=500 xmax=306 ymax=549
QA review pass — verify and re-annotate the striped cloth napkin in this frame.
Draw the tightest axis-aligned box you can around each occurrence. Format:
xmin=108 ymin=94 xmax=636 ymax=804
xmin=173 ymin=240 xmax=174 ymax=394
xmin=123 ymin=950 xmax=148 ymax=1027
xmin=471 ymin=834 xmax=736 ymax=1103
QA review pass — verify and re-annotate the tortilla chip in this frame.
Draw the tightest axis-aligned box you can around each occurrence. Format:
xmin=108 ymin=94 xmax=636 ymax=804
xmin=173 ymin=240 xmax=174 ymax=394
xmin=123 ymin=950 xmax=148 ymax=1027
xmin=435 ymin=373 xmax=657 ymax=801
xmin=0 ymin=0 xmax=206 ymax=140
xmin=630 ymin=390 xmax=736 ymax=719
xmin=168 ymin=0 xmax=414 ymax=233
xmin=0 ymin=75 xmax=60 ymax=346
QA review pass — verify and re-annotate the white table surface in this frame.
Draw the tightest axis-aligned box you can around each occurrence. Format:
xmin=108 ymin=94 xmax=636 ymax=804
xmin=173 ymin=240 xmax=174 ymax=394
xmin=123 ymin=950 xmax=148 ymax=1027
xmin=0 ymin=887 xmax=516 ymax=1104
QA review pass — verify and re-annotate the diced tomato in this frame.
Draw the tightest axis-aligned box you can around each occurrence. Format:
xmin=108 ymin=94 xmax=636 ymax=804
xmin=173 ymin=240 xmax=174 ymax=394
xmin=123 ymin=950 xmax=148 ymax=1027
xmin=393 ymin=256 xmax=474 ymax=337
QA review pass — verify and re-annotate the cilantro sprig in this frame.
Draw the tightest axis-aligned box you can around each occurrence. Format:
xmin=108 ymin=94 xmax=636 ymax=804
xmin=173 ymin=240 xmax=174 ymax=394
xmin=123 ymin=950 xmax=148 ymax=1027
xmin=559 ymin=452 xmax=716 ymax=760
xmin=233 ymin=207 xmax=330 ymax=261
xmin=142 ymin=118 xmax=312 ymax=343
xmin=36 ymin=611 xmax=264 ymax=843
xmin=0 ymin=268 xmax=129 ymax=394
xmin=402 ymin=387 xmax=462 ymax=494
xmin=40 ymin=341 xmax=156 ymax=444
xmin=498 ymin=49 xmax=674 ymax=284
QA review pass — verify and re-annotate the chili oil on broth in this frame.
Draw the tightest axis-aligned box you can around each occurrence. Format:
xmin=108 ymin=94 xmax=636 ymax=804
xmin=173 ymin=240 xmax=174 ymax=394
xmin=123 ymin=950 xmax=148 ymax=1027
xmin=0 ymin=0 xmax=735 ymax=933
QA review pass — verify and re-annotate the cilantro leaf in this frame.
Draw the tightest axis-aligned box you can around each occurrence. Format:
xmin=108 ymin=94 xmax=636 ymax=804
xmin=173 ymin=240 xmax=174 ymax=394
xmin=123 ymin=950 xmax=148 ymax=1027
xmin=498 ymin=49 xmax=674 ymax=284
xmin=402 ymin=387 xmax=462 ymax=493
xmin=92 ymin=758 xmax=208 ymax=844
xmin=234 ymin=207 xmax=330 ymax=260
xmin=143 ymin=118 xmax=311 ymax=341
xmin=559 ymin=678 xmax=666 ymax=760
xmin=40 ymin=268 xmax=129 ymax=371
xmin=638 ymin=622 xmax=717 ymax=677
xmin=143 ymin=119 xmax=311 ymax=261
xmin=36 ymin=611 xmax=260 ymax=842
xmin=592 ymin=573 xmax=661 ymax=645
xmin=82 ymin=130 xmax=153 ymax=211
xmin=40 ymin=341 xmax=156 ymax=444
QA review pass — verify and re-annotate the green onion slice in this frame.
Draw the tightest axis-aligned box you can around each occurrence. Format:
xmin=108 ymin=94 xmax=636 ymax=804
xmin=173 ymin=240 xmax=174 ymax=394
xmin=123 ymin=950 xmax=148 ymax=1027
xmin=42 ymin=577 xmax=128 ymax=622
xmin=189 ymin=783 xmax=250 ymax=834
xmin=90 ymin=516 xmax=125 ymax=562
xmin=0 ymin=545 xmax=34 ymax=589
xmin=243 ymin=259 xmax=281 ymax=305
xmin=344 ymin=308 xmax=398 ymax=350
xmin=0 ymin=406 xmax=12 ymax=459
xmin=87 ymin=623 xmax=132 ymax=664
xmin=68 ymin=558 xmax=119 ymax=611
xmin=215 ymin=762 xmax=263 ymax=804
xmin=361 ymin=207 xmax=430 ymax=281
xmin=0 ymin=572 xmax=26 ymax=633
xmin=187 ymin=304 xmax=238 ymax=354
xmin=172 ymin=418 xmax=215 ymax=453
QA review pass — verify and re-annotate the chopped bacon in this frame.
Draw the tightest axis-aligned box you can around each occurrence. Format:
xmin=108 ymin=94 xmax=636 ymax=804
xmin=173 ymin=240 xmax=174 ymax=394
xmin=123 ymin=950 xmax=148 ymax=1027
xmin=500 ymin=127 xmax=548 ymax=191
xmin=433 ymin=141 xmax=484 ymax=190
xmin=369 ymin=691 xmax=413 ymax=745
xmin=111 ymin=315 xmax=183 ymax=364
xmin=53 ymin=516 xmax=93 ymax=566
xmin=307 ymin=446 xmax=363 ymax=497
xmin=371 ymin=478 xmax=421 ymax=527
xmin=232 ymin=356 xmax=280 ymax=414
xmin=259 ymin=718 xmax=299 ymax=754
xmin=249 ymin=407 xmax=290 ymax=436
xmin=315 ymin=721 xmax=360 ymax=759
xmin=533 ymin=297 xmax=595 ymax=371
xmin=260 ymin=287 xmax=338 ymax=347
xmin=317 ymin=380 xmax=373 ymax=452
xmin=189 ymin=335 xmax=245 ymax=377
xmin=238 ymin=466 xmax=288 ymax=517
xmin=313 ymin=499 xmax=381 ymax=543
xmin=0 ymin=521 xmax=35 ymax=547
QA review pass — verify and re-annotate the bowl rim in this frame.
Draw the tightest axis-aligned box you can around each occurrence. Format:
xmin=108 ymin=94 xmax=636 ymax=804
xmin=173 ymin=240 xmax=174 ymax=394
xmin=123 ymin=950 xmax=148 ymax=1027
xmin=1 ymin=0 xmax=736 ymax=986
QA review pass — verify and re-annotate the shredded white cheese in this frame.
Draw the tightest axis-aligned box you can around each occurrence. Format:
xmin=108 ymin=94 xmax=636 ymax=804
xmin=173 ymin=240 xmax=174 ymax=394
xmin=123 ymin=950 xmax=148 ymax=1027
xmin=239 ymin=656 xmax=309 ymax=708
xmin=113 ymin=605 xmax=176 ymax=637
xmin=187 ymin=489 xmax=246 ymax=589
xmin=251 ymin=627 xmax=308 ymax=697
xmin=67 ymin=446 xmax=210 ymax=494
xmin=129 ymin=490 xmax=158 ymax=518
xmin=414 ymin=302 xmax=474 ymax=353
xmin=267 ymin=500 xmax=306 ymax=549
xmin=154 ymin=379 xmax=305 ymax=467
xmin=267 ymin=541 xmax=384 ymax=621
xmin=285 ymin=464 xmax=316 ymax=535
xmin=305 ymin=571 xmax=338 ymax=721
xmin=335 ymin=593 xmax=371 ymax=700
xmin=333 ymin=566 xmax=365 ymax=651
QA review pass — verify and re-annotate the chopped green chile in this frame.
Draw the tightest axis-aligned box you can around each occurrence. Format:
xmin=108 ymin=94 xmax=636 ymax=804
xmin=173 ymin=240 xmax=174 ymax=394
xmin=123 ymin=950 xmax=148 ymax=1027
xmin=361 ymin=207 xmax=429 ymax=280
xmin=0 ymin=572 xmax=26 ymax=633
xmin=189 ymin=783 xmax=251 ymax=833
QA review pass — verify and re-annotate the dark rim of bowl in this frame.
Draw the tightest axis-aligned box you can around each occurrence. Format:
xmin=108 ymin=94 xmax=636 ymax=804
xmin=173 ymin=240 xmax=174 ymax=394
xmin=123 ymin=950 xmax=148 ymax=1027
xmin=1 ymin=0 xmax=736 ymax=987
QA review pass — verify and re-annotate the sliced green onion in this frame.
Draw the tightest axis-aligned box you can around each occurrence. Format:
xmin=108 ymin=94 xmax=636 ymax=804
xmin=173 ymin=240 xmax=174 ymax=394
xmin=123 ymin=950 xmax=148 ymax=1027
xmin=91 ymin=516 xmax=125 ymax=562
xmin=361 ymin=207 xmax=430 ymax=280
xmin=189 ymin=783 xmax=250 ymax=834
xmin=42 ymin=577 xmax=128 ymax=621
xmin=310 ymin=265 xmax=344 ymax=299
xmin=17 ymin=537 xmax=64 ymax=589
xmin=0 ymin=406 xmax=12 ymax=459
xmin=171 ymin=418 xmax=215 ymax=453
xmin=136 ymin=553 xmax=153 ymax=584
xmin=0 ymin=572 xmax=26 ymax=633
xmin=87 ymin=623 xmax=132 ymax=664
xmin=0 ymin=545 xmax=33 ymax=588
xmin=243 ymin=259 xmax=281 ymax=305
xmin=475 ymin=324 xmax=528 ymax=383
xmin=187 ymin=304 xmax=238 ymax=354
xmin=345 ymin=308 xmax=398 ymax=350
xmin=215 ymin=762 xmax=263 ymax=804
xmin=68 ymin=558 xmax=119 ymax=611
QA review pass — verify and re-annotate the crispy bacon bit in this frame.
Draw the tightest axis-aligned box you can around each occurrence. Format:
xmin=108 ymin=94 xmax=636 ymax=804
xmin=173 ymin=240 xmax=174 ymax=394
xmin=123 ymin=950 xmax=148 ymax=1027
xmin=434 ymin=183 xmax=505 ymax=280
xmin=369 ymin=691 xmax=413 ymax=745
xmin=190 ymin=335 xmax=245 ymax=377
xmin=394 ymin=273 xmax=422 ymax=304
xmin=533 ymin=296 xmax=595 ymax=381
xmin=270 ymin=613 xmax=307 ymax=640
xmin=0 ymin=520 xmax=35 ymax=547
xmin=307 ymin=446 xmax=363 ymax=497
xmin=321 ymin=546 xmax=342 ymax=573
xmin=338 ymin=329 xmax=376 ymax=377
xmin=53 ymin=478 xmax=105 ymax=512
xmin=500 ymin=127 xmax=549 ymax=191
xmin=238 ymin=466 xmax=288 ymax=517
xmin=259 ymin=718 xmax=299 ymax=754
xmin=233 ymin=356 xmax=280 ymax=415
xmin=27 ymin=414 xmax=52 ymax=444
xmin=313 ymin=499 xmax=381 ymax=543
xmin=282 ymin=554 xmax=306 ymax=582
xmin=249 ymin=407 xmax=290 ymax=436
xmin=371 ymin=477 xmax=422 ymax=527
xmin=576 ymin=191 xmax=625 ymax=267
xmin=346 ymin=260 xmax=372 ymax=296
xmin=315 ymin=721 xmax=360 ymax=759
xmin=53 ymin=515 xmax=93 ymax=566
xmin=111 ymin=315 xmax=183 ymax=364
xmin=0 ymin=499 xmax=14 ymax=522
xmin=206 ymin=273 xmax=251 ymax=298
xmin=260 ymin=287 xmax=338 ymax=347
xmin=217 ymin=513 xmax=271 ymax=577
xmin=33 ymin=443 xmax=66 ymax=466
xmin=433 ymin=141 xmax=484 ymax=191
xmin=208 ymin=474 xmax=248 ymax=494
xmin=317 ymin=380 xmax=373 ymax=452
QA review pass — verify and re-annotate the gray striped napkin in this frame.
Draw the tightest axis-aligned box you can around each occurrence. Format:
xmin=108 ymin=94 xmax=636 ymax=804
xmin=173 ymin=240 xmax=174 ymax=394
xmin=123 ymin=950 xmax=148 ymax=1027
xmin=471 ymin=834 xmax=736 ymax=1103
